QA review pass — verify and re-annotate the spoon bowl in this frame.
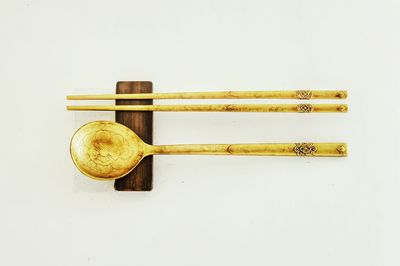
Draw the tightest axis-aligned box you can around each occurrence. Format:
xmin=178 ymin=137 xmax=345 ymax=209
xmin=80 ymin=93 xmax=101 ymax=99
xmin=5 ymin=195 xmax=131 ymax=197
xmin=70 ymin=121 xmax=146 ymax=180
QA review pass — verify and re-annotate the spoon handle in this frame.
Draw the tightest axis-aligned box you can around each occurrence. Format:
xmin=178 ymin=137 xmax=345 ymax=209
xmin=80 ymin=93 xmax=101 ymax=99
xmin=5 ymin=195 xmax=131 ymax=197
xmin=67 ymin=90 xmax=347 ymax=100
xmin=150 ymin=143 xmax=347 ymax=157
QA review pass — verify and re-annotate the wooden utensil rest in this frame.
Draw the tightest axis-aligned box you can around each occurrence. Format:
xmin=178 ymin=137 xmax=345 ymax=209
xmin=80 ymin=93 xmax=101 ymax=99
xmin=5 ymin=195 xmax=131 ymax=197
xmin=114 ymin=81 xmax=153 ymax=191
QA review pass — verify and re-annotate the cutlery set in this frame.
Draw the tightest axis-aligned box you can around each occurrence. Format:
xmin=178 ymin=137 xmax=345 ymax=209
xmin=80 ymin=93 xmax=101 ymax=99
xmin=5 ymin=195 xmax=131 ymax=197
xmin=67 ymin=82 xmax=347 ymax=190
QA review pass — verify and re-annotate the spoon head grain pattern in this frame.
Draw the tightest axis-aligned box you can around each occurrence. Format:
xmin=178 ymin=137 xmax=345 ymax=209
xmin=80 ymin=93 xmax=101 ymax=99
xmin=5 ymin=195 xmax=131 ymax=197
xmin=70 ymin=121 xmax=146 ymax=180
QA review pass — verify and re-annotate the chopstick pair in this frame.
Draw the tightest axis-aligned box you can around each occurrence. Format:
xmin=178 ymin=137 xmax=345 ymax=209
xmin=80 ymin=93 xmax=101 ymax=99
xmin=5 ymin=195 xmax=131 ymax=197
xmin=66 ymin=90 xmax=348 ymax=113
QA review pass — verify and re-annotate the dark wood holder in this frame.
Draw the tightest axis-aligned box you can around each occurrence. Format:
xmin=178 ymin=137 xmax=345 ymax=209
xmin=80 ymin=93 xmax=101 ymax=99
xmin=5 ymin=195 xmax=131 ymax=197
xmin=114 ymin=81 xmax=153 ymax=191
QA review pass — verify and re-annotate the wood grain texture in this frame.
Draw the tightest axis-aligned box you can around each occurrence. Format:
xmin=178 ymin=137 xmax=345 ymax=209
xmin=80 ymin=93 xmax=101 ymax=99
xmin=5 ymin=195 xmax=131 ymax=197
xmin=114 ymin=81 xmax=153 ymax=191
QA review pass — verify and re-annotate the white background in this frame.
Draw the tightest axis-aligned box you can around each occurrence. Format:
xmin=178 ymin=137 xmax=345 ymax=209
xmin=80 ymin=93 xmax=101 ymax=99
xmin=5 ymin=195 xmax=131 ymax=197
xmin=1 ymin=0 xmax=399 ymax=265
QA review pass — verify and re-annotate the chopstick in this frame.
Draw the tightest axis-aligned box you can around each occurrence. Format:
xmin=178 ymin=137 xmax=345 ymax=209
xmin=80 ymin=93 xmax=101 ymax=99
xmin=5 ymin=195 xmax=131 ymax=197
xmin=67 ymin=104 xmax=348 ymax=113
xmin=67 ymin=90 xmax=347 ymax=100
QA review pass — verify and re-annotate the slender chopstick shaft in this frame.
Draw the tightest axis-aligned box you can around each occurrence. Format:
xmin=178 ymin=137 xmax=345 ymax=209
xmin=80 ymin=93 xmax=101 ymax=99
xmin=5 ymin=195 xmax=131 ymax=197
xmin=67 ymin=104 xmax=348 ymax=113
xmin=67 ymin=90 xmax=347 ymax=100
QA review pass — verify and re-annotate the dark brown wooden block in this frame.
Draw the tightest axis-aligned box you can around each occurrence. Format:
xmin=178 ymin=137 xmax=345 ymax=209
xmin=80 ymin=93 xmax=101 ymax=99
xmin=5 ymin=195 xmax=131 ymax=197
xmin=114 ymin=81 xmax=153 ymax=191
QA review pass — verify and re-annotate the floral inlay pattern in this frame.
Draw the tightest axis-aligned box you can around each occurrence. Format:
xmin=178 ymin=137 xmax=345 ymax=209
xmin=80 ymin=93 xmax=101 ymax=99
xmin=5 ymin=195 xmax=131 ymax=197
xmin=296 ymin=90 xmax=313 ymax=99
xmin=297 ymin=104 xmax=314 ymax=113
xmin=294 ymin=143 xmax=317 ymax=156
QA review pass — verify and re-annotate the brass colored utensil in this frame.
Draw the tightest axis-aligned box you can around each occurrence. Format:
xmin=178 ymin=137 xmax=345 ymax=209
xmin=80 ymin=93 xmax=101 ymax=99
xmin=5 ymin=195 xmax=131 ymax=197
xmin=67 ymin=90 xmax=347 ymax=100
xmin=70 ymin=121 xmax=347 ymax=180
xmin=67 ymin=103 xmax=347 ymax=113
